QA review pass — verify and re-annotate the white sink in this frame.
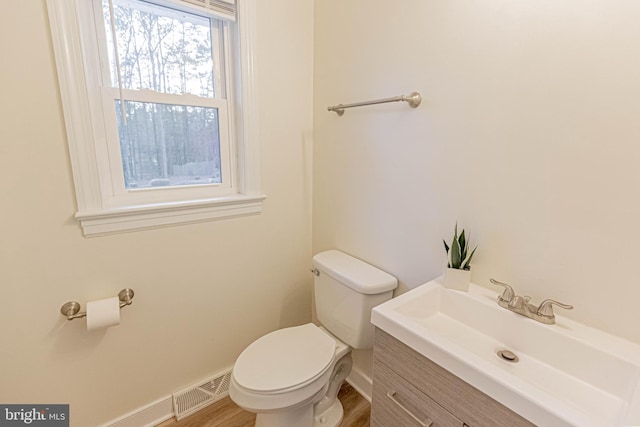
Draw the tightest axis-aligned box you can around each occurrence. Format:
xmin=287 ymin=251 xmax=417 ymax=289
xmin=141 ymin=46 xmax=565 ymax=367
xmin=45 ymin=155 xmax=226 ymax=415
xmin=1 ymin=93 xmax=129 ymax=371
xmin=371 ymin=279 xmax=640 ymax=427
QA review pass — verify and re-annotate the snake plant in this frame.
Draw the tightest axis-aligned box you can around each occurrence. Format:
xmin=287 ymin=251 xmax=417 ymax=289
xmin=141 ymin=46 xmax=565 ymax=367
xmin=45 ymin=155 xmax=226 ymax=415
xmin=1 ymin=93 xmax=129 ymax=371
xmin=443 ymin=224 xmax=477 ymax=271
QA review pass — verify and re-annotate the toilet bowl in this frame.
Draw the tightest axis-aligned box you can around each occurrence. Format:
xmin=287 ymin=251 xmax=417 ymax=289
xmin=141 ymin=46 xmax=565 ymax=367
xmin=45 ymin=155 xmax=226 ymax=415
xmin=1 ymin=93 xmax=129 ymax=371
xmin=229 ymin=250 xmax=397 ymax=427
xmin=230 ymin=323 xmax=352 ymax=427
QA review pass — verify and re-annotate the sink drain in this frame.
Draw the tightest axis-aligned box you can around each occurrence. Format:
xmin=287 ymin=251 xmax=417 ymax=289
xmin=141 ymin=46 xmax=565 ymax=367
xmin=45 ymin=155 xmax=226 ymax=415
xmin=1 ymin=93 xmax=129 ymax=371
xmin=497 ymin=349 xmax=519 ymax=363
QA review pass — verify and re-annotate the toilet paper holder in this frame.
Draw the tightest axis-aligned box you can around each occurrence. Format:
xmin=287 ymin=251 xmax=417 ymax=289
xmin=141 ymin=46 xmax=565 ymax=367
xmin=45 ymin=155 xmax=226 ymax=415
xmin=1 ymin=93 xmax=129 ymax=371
xmin=60 ymin=289 xmax=135 ymax=321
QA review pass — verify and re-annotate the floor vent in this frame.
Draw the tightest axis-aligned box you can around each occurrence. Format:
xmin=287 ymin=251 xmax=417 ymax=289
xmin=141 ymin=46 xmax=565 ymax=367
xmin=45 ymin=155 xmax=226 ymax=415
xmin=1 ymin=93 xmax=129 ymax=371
xmin=172 ymin=369 xmax=232 ymax=421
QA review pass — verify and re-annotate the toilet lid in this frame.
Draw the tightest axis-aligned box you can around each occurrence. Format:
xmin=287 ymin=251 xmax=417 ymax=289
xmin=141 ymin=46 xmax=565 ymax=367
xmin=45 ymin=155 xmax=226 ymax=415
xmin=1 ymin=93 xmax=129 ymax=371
xmin=233 ymin=323 xmax=336 ymax=393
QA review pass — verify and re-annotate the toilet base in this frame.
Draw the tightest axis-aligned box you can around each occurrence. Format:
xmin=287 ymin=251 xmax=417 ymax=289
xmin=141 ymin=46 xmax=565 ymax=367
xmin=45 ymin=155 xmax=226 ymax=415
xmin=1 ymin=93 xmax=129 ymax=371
xmin=314 ymin=399 xmax=343 ymax=427
xmin=313 ymin=351 xmax=352 ymax=427
xmin=257 ymin=389 xmax=344 ymax=427
xmin=255 ymin=403 xmax=314 ymax=427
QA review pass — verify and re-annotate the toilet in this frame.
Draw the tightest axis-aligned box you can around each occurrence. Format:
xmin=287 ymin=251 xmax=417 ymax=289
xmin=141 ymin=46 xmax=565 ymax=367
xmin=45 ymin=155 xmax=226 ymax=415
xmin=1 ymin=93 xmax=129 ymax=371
xmin=229 ymin=250 xmax=397 ymax=427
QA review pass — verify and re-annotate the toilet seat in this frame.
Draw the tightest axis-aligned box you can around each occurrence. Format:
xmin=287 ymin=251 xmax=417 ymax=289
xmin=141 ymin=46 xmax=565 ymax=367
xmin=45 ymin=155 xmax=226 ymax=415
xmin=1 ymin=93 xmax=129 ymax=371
xmin=233 ymin=323 xmax=337 ymax=394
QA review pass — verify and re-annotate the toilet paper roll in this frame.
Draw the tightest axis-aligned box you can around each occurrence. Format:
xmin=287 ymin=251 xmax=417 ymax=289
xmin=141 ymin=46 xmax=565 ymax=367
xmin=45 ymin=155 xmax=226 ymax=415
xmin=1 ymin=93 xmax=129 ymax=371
xmin=86 ymin=297 xmax=120 ymax=331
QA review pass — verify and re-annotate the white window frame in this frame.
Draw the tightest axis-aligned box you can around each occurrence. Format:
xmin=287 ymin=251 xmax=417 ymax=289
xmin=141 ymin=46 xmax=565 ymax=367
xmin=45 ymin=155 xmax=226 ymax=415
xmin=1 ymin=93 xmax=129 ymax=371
xmin=47 ymin=0 xmax=264 ymax=237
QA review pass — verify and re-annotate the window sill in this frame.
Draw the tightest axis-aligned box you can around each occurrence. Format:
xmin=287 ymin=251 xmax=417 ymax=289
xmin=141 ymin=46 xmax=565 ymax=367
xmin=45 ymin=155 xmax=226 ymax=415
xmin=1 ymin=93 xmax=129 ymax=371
xmin=75 ymin=194 xmax=266 ymax=237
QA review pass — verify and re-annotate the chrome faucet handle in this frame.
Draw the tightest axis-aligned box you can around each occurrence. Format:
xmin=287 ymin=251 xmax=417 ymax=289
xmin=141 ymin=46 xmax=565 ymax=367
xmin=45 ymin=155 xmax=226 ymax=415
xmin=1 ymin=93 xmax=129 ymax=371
xmin=489 ymin=279 xmax=515 ymax=304
xmin=537 ymin=299 xmax=574 ymax=318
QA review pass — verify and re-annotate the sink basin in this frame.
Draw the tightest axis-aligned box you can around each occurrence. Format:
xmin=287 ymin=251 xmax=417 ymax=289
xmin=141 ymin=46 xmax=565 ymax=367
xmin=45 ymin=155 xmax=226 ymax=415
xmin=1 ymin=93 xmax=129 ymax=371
xmin=371 ymin=279 xmax=640 ymax=427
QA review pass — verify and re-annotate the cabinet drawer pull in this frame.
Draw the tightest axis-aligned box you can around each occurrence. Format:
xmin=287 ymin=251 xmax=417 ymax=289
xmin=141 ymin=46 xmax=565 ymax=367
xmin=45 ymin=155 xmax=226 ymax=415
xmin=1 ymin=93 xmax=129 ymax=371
xmin=386 ymin=391 xmax=433 ymax=427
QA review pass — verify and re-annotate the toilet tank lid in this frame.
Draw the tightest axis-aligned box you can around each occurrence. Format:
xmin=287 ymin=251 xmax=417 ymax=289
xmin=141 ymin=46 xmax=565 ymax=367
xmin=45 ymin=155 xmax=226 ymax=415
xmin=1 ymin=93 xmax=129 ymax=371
xmin=312 ymin=250 xmax=398 ymax=294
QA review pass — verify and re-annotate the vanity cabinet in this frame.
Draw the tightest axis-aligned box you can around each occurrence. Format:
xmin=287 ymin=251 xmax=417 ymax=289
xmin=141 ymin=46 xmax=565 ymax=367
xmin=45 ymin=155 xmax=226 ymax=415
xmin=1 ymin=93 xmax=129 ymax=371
xmin=371 ymin=328 xmax=535 ymax=427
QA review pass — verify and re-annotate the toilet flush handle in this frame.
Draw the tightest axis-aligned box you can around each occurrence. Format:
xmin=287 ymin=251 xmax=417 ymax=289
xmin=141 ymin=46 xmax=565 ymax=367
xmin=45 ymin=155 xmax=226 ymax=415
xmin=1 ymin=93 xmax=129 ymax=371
xmin=310 ymin=268 xmax=320 ymax=276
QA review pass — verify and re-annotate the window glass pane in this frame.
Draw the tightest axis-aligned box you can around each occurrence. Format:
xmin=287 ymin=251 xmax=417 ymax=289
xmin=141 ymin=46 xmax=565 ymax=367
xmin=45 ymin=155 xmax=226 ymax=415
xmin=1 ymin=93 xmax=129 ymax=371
xmin=115 ymin=101 xmax=222 ymax=189
xmin=103 ymin=0 xmax=216 ymax=98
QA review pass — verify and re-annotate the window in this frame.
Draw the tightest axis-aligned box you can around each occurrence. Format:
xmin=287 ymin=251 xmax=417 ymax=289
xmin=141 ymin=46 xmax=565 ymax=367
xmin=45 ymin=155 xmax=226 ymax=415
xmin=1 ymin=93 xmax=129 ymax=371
xmin=47 ymin=0 xmax=263 ymax=237
xmin=103 ymin=0 xmax=230 ymax=194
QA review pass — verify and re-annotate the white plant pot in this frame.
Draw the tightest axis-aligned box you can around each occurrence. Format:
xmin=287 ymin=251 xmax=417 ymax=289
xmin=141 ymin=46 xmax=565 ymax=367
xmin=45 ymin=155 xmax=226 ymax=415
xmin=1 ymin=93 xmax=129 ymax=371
xmin=443 ymin=267 xmax=471 ymax=291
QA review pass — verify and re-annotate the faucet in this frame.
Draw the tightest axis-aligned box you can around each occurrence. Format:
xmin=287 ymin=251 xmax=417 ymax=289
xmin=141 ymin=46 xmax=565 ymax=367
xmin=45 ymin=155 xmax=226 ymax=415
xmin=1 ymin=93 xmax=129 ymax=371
xmin=489 ymin=279 xmax=573 ymax=325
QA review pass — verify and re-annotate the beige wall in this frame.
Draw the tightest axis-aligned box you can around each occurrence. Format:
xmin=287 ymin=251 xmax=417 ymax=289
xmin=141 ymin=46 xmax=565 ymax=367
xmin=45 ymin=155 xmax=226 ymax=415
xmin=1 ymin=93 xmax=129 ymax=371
xmin=314 ymin=0 xmax=640 ymax=354
xmin=0 ymin=1 xmax=313 ymax=425
xmin=4 ymin=0 xmax=640 ymax=423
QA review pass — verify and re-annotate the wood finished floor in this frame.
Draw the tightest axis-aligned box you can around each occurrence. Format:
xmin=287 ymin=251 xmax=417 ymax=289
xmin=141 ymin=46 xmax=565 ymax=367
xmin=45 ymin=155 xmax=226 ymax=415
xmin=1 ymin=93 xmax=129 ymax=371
xmin=156 ymin=382 xmax=370 ymax=427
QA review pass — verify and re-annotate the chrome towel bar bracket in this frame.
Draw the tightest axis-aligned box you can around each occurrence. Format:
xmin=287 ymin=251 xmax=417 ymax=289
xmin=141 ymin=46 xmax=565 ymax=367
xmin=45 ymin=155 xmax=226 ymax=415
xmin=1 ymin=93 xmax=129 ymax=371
xmin=60 ymin=288 xmax=135 ymax=320
xmin=327 ymin=92 xmax=422 ymax=116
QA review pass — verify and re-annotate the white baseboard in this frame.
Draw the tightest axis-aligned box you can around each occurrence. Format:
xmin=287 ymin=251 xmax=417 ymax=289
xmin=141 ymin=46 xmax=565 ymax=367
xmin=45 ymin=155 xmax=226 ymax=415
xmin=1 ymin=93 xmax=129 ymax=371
xmin=101 ymin=365 xmax=372 ymax=427
xmin=100 ymin=395 xmax=174 ymax=427
xmin=346 ymin=364 xmax=372 ymax=403
xmin=101 ymin=366 xmax=234 ymax=427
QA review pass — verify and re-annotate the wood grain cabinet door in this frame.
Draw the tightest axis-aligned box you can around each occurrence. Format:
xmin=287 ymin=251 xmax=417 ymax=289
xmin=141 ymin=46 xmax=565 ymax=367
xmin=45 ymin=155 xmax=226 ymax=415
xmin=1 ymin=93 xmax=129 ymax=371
xmin=372 ymin=361 xmax=465 ymax=427
xmin=372 ymin=329 xmax=535 ymax=427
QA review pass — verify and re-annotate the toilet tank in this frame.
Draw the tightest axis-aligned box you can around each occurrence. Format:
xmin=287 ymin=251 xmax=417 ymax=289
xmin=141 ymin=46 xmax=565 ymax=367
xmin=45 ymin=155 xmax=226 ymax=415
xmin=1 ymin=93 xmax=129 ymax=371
xmin=312 ymin=250 xmax=397 ymax=349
